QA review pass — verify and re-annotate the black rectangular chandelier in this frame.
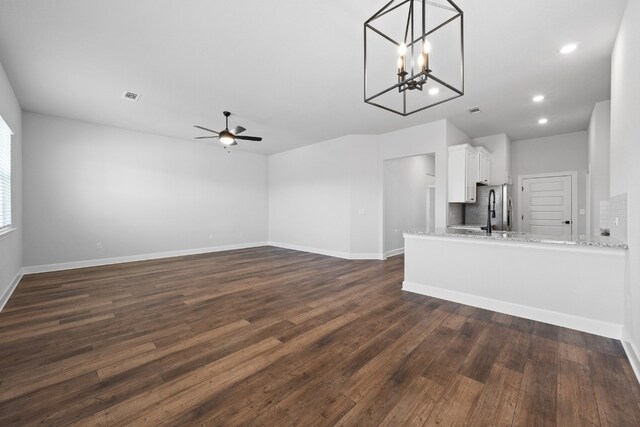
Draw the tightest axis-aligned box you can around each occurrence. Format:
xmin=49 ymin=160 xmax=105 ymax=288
xmin=364 ymin=0 xmax=464 ymax=116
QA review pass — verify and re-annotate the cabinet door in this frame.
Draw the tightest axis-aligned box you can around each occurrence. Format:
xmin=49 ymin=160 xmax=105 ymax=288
xmin=448 ymin=148 xmax=467 ymax=202
xmin=466 ymin=149 xmax=478 ymax=202
xmin=478 ymin=152 xmax=490 ymax=184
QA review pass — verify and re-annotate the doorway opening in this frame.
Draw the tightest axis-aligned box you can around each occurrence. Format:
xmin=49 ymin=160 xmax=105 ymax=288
xmin=383 ymin=153 xmax=436 ymax=257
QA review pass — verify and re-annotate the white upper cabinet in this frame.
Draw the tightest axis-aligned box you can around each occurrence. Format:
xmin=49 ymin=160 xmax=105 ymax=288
xmin=448 ymin=144 xmax=492 ymax=203
xmin=448 ymin=144 xmax=479 ymax=203
xmin=477 ymin=147 xmax=491 ymax=185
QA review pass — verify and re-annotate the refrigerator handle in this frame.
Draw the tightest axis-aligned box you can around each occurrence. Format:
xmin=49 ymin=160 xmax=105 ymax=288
xmin=507 ymin=198 xmax=513 ymax=229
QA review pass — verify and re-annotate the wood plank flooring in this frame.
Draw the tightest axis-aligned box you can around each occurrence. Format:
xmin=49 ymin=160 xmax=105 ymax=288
xmin=1 ymin=246 xmax=639 ymax=426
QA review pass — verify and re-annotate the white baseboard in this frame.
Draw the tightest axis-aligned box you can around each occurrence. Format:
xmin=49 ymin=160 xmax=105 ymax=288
xmin=268 ymin=241 xmax=383 ymax=260
xmin=402 ymin=281 xmax=623 ymax=340
xmin=349 ymin=252 xmax=385 ymax=260
xmin=622 ymin=328 xmax=640 ymax=385
xmin=0 ymin=267 xmax=24 ymax=312
xmin=23 ymin=242 xmax=269 ymax=275
xmin=384 ymin=248 xmax=404 ymax=258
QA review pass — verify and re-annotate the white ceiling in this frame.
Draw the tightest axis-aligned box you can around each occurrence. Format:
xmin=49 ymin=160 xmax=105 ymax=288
xmin=0 ymin=0 xmax=628 ymax=154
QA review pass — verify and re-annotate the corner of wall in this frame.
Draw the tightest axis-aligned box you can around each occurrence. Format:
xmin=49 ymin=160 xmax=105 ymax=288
xmin=623 ymin=325 xmax=640 ymax=384
xmin=611 ymin=0 xmax=640 ymax=385
xmin=0 ymin=59 xmax=24 ymax=309
xmin=445 ymin=120 xmax=470 ymax=146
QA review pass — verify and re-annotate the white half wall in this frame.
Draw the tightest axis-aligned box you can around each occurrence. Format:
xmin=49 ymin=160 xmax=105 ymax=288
xmin=612 ymin=0 xmax=640 ymax=381
xmin=22 ymin=112 xmax=269 ymax=267
xmin=0 ymin=60 xmax=23 ymax=309
xmin=403 ymin=234 xmax=626 ymax=339
xmin=511 ymin=131 xmax=589 ymax=236
xmin=588 ymin=101 xmax=611 ymax=238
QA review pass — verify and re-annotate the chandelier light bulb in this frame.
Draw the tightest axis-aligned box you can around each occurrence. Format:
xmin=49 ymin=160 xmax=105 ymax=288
xmin=423 ymin=40 xmax=432 ymax=54
xmin=417 ymin=54 xmax=424 ymax=68
xmin=397 ymin=57 xmax=404 ymax=69
xmin=398 ymin=42 xmax=407 ymax=56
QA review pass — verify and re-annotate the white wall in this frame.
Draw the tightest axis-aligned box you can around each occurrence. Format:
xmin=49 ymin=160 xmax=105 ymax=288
xmin=23 ymin=112 xmax=268 ymax=267
xmin=611 ymin=0 xmax=640 ymax=377
xmin=345 ymin=137 xmax=383 ymax=256
xmin=268 ymin=134 xmax=381 ymax=258
xmin=510 ymin=131 xmax=589 ymax=236
xmin=382 ymin=119 xmax=466 ymax=230
xmin=446 ymin=121 xmax=471 ymax=147
xmin=472 ymin=133 xmax=511 ymax=185
xmin=268 ymin=119 xmax=466 ymax=259
xmin=0 ymin=60 xmax=22 ymax=306
xmin=384 ymin=154 xmax=435 ymax=254
xmin=588 ymin=101 xmax=611 ymax=238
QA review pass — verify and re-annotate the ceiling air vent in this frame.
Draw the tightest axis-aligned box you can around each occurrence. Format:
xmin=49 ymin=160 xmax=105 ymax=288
xmin=122 ymin=91 xmax=140 ymax=101
xmin=466 ymin=106 xmax=481 ymax=114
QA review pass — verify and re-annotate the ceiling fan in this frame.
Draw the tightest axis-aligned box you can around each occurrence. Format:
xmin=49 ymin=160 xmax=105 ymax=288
xmin=194 ymin=111 xmax=263 ymax=147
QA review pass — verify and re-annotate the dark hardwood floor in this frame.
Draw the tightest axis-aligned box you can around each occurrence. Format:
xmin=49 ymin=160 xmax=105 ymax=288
xmin=1 ymin=246 xmax=639 ymax=426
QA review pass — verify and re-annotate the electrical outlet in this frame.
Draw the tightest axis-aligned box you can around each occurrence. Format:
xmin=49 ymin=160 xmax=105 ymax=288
xmin=579 ymin=209 xmax=585 ymax=215
xmin=96 ymin=242 xmax=102 ymax=250
xmin=358 ymin=209 xmax=365 ymax=215
xmin=579 ymin=234 xmax=585 ymax=239
xmin=209 ymin=233 xmax=214 ymax=240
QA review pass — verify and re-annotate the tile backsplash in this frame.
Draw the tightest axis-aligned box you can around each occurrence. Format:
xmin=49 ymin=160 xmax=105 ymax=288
xmin=599 ymin=200 xmax=611 ymax=233
xmin=601 ymin=192 xmax=628 ymax=244
xmin=448 ymin=203 xmax=465 ymax=226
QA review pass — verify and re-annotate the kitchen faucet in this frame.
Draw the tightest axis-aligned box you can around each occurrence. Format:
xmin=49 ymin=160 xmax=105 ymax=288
xmin=487 ymin=189 xmax=496 ymax=234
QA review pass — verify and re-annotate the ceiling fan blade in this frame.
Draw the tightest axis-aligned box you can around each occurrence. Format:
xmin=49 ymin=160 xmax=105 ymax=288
xmin=193 ymin=125 xmax=219 ymax=134
xmin=195 ymin=136 xmax=219 ymax=139
xmin=230 ymin=126 xmax=246 ymax=135
xmin=235 ymin=135 xmax=262 ymax=142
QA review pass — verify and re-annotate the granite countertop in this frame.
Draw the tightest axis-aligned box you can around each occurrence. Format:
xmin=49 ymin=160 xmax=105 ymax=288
xmin=402 ymin=228 xmax=628 ymax=249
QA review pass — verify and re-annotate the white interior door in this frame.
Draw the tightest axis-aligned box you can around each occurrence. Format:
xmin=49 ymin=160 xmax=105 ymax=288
xmin=521 ymin=175 xmax=572 ymax=236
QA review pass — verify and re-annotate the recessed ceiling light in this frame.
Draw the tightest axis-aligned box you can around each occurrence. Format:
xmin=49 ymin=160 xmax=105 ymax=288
xmin=560 ymin=43 xmax=578 ymax=54
xmin=532 ymin=95 xmax=545 ymax=103
xmin=428 ymin=87 xmax=440 ymax=95
xmin=538 ymin=118 xmax=549 ymax=125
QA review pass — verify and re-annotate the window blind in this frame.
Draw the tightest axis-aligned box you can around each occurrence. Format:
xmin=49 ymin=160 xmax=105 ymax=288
xmin=0 ymin=115 xmax=12 ymax=230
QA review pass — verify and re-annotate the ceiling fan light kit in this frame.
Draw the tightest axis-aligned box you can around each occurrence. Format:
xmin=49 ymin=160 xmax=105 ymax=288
xmin=364 ymin=0 xmax=464 ymax=116
xmin=194 ymin=111 xmax=263 ymax=150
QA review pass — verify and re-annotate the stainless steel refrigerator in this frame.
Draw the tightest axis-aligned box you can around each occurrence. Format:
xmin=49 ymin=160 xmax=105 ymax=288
xmin=464 ymin=184 xmax=513 ymax=231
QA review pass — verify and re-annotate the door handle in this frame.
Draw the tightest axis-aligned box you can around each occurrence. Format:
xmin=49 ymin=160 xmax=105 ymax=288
xmin=562 ymin=220 xmax=571 ymax=224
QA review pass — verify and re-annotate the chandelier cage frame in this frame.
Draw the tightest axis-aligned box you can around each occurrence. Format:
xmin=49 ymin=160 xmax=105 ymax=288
xmin=364 ymin=0 xmax=464 ymax=116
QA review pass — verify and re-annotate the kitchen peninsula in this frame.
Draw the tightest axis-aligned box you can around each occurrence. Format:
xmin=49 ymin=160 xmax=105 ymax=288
xmin=402 ymin=229 xmax=628 ymax=339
